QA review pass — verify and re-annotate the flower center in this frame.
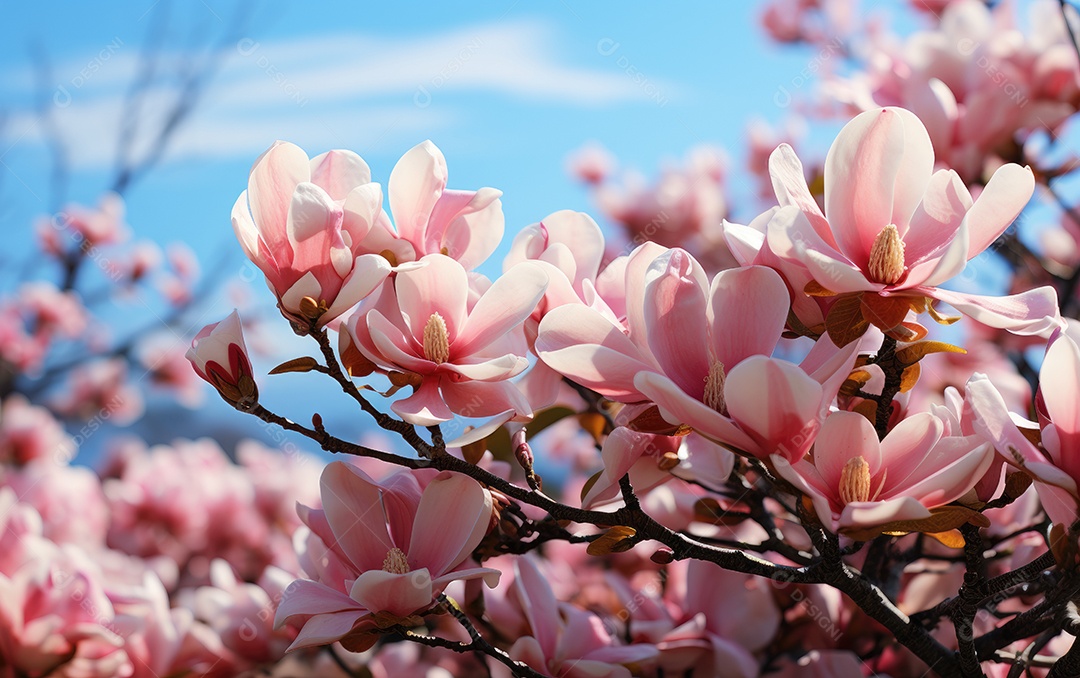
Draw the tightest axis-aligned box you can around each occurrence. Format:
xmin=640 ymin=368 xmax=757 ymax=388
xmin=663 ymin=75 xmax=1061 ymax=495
xmin=422 ymin=312 xmax=450 ymax=364
xmin=703 ymin=360 xmax=727 ymax=414
xmin=867 ymin=224 xmax=905 ymax=285
xmin=838 ymin=456 xmax=872 ymax=504
xmin=382 ymin=547 xmax=410 ymax=574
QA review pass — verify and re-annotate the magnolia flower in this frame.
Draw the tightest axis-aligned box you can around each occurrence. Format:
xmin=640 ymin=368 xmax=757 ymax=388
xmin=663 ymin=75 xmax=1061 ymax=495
xmin=537 ymin=250 xmax=858 ymax=463
xmin=388 ymin=140 xmax=505 ymax=270
xmin=968 ymin=331 xmax=1080 ymax=525
xmin=772 ymin=410 xmax=994 ymax=532
xmin=766 ymin=106 xmax=1060 ymax=338
xmin=345 ymin=254 xmax=547 ymax=426
xmin=275 ymin=463 xmax=499 ymax=652
xmin=187 ymin=310 xmax=258 ymax=409
xmin=506 ymin=556 xmax=659 ymax=677
xmin=231 ymin=142 xmax=392 ymax=328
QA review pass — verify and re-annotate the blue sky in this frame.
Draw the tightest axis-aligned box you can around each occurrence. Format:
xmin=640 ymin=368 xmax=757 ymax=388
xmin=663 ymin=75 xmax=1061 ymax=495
xmin=1 ymin=0 xmax=926 ymax=457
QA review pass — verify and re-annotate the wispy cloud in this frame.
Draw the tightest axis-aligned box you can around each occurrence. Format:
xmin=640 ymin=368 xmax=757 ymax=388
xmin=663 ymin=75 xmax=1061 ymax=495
xmin=2 ymin=19 xmax=676 ymax=169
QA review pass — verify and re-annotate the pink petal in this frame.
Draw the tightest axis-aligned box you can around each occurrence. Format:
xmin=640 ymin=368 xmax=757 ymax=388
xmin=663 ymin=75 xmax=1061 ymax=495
xmin=896 ymin=440 xmax=994 ymax=508
xmin=319 ymin=462 xmax=394 ymax=573
xmin=392 ymin=379 xmax=454 ymax=426
xmin=366 ymin=310 xmax=428 ymax=373
xmin=320 ymin=254 xmax=393 ymax=325
xmin=707 ymin=265 xmax=788 ymax=368
xmin=536 ymin=305 xmax=655 ymax=401
xmin=964 ymin=163 xmax=1035 ymax=260
xmin=432 ymin=188 xmax=504 ymax=270
xmin=724 ymin=356 xmax=825 ymax=464
xmin=248 ymin=141 xmax=311 ymax=255
xmin=309 ymin=149 xmax=371 ymax=201
xmin=824 ymin=108 xmax=912 ymax=267
xmin=902 ymin=169 xmax=971 ymax=266
xmin=389 ymin=141 xmax=448 ymax=245
xmin=286 ymin=610 xmax=366 ymax=652
xmin=768 ymin=144 xmax=835 ymax=248
xmin=408 ymin=471 xmax=493 ymax=576
xmin=643 ymin=249 xmax=711 ymax=398
xmin=440 ymin=379 xmax=532 ymax=421
xmin=877 ymin=412 xmax=945 ymax=492
xmin=455 ymin=262 xmax=548 ymax=358
xmin=813 ymin=412 xmax=882 ymax=489
xmin=766 ymin=206 xmax=876 ymax=294
xmin=839 ymin=497 xmax=932 ymax=530
xmin=274 ymin=579 xmax=359 ymax=627
xmin=396 ymin=254 xmax=469 ymax=343
xmin=1040 ymin=332 xmax=1080 ymax=443
xmin=923 ymin=286 xmax=1062 ymax=336
xmin=513 ymin=557 xmax=560 ymax=660
xmin=633 ymin=371 xmax=759 ymax=454
xmin=348 ymin=569 xmax=433 ymax=618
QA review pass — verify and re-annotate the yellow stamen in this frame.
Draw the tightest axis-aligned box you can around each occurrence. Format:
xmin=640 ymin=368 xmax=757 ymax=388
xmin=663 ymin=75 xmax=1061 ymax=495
xmin=867 ymin=224 xmax=905 ymax=285
xmin=422 ymin=313 xmax=450 ymax=364
xmin=839 ymin=456 xmax=872 ymax=504
xmin=703 ymin=360 xmax=727 ymax=414
xmin=382 ymin=547 xmax=409 ymax=574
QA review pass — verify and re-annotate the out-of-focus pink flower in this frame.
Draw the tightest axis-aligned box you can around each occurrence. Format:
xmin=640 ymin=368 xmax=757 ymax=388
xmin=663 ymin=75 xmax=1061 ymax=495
xmin=183 ymin=560 xmax=295 ymax=665
xmin=139 ymin=338 xmax=204 ymax=408
xmin=827 ymin=0 xmax=1080 ymax=183
xmin=502 ymin=556 xmax=658 ymax=678
xmin=0 ymin=544 xmax=131 ymax=677
xmin=187 ymin=310 xmax=258 ymax=409
xmin=566 ymin=142 xmax=616 ymax=185
xmin=17 ymin=282 xmax=87 ymax=339
xmin=654 ymin=559 xmax=781 ymax=677
xmin=769 ymin=649 xmax=870 ymax=677
xmin=969 ymin=330 xmax=1080 ymax=525
xmin=52 ymin=358 xmax=144 ymax=425
xmin=0 ymin=395 xmax=75 ymax=466
xmin=232 ymin=142 xmax=393 ymax=328
xmin=2 ymin=461 xmax=109 ymax=550
xmin=588 ymin=146 xmax=737 ymax=272
xmin=104 ymin=438 xmax=274 ymax=583
xmin=275 ymin=463 xmax=499 ymax=652
xmin=767 ymin=106 xmax=1060 ymax=337
xmin=537 ymin=250 xmax=859 ymax=463
xmin=773 ymin=410 xmax=993 ymax=532
xmin=762 ymin=0 xmax=857 ymax=44
xmin=345 ymin=254 xmax=546 ymax=426
xmin=58 ymin=192 xmax=129 ymax=247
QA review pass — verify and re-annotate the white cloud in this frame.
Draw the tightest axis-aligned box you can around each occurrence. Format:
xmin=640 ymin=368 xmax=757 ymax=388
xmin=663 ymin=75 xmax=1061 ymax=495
xmin=3 ymin=20 xmax=674 ymax=169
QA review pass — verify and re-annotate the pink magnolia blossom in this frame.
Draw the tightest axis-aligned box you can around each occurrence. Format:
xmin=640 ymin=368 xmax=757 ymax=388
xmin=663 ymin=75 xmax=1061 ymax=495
xmin=57 ymin=192 xmax=128 ymax=248
xmin=0 ymin=544 xmax=131 ymax=677
xmin=566 ymin=142 xmax=616 ymax=185
xmin=537 ymin=249 xmax=859 ymax=463
xmin=187 ymin=310 xmax=258 ymax=409
xmin=344 ymin=253 xmax=546 ymax=426
xmin=231 ymin=142 xmax=393 ymax=328
xmin=826 ymin=0 xmax=1080 ymax=183
xmin=501 ymin=556 xmax=658 ymax=678
xmin=275 ymin=463 xmax=499 ymax=652
xmin=0 ymin=395 xmax=75 ymax=466
xmin=587 ymin=146 xmax=738 ymax=272
xmin=968 ymin=330 xmax=1080 ymax=525
xmin=2 ymin=462 xmax=109 ymax=550
xmin=654 ymin=559 xmax=781 ymax=677
xmin=772 ymin=410 xmax=993 ymax=531
xmin=766 ymin=106 xmax=1061 ymax=337
xmin=386 ymin=140 xmax=505 ymax=270
xmin=52 ymin=358 xmax=144 ymax=425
